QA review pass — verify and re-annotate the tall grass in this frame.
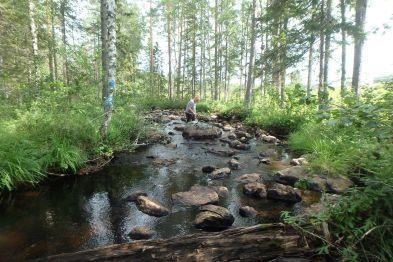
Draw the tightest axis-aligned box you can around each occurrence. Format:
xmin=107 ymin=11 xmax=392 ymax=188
xmin=0 ymin=85 xmax=146 ymax=191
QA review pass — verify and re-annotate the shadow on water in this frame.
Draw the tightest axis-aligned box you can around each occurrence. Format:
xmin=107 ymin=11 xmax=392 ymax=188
xmin=0 ymin=119 xmax=320 ymax=260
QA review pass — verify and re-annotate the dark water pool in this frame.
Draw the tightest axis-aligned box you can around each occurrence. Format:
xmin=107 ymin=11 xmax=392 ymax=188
xmin=0 ymin=120 xmax=320 ymax=260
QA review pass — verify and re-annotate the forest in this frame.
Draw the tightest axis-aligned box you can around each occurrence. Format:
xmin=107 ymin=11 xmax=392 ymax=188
xmin=0 ymin=0 xmax=392 ymax=261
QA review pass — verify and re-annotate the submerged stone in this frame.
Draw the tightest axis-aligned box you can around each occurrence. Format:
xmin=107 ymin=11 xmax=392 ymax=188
xmin=128 ymin=227 xmax=155 ymax=240
xmin=234 ymin=173 xmax=261 ymax=184
xmin=209 ymin=167 xmax=231 ymax=179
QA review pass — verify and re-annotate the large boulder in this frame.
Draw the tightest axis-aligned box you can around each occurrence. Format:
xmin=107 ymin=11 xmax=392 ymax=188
xmin=234 ymin=173 xmax=261 ymax=184
xmin=193 ymin=205 xmax=234 ymax=230
xmin=326 ymin=177 xmax=354 ymax=194
xmin=239 ymin=206 xmax=258 ymax=217
xmin=172 ymin=187 xmax=219 ymax=206
xmin=243 ymin=182 xmax=267 ymax=198
xmin=190 ymin=185 xmax=229 ymax=199
xmin=182 ymin=125 xmax=222 ymax=139
xmin=274 ymin=166 xmax=305 ymax=186
xmin=267 ymin=184 xmax=302 ymax=203
xmin=128 ymin=227 xmax=155 ymax=240
xmin=229 ymin=140 xmax=250 ymax=150
xmin=209 ymin=167 xmax=231 ymax=179
xmin=136 ymin=196 xmax=170 ymax=217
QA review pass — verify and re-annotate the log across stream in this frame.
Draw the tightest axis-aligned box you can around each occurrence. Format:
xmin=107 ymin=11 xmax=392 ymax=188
xmin=38 ymin=223 xmax=320 ymax=261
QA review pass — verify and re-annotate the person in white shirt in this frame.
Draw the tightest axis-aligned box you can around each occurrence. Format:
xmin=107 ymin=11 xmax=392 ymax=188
xmin=185 ymin=96 xmax=200 ymax=122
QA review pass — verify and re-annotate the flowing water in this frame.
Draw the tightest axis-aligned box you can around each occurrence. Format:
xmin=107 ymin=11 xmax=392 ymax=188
xmin=0 ymin=116 xmax=320 ymax=260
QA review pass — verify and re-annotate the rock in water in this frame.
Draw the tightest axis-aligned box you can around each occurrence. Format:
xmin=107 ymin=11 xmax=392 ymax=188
xmin=267 ymin=184 xmax=302 ymax=203
xmin=227 ymin=158 xmax=240 ymax=170
xmin=290 ymin=157 xmax=308 ymax=166
xmin=326 ymin=176 xmax=353 ymax=194
xmin=243 ymin=182 xmax=267 ymax=198
xmin=274 ymin=166 xmax=305 ymax=186
xmin=239 ymin=206 xmax=258 ymax=217
xmin=202 ymin=165 xmax=217 ymax=173
xmin=234 ymin=173 xmax=261 ymax=184
xmin=190 ymin=185 xmax=229 ymax=199
xmin=136 ymin=196 xmax=170 ymax=217
xmin=260 ymin=134 xmax=280 ymax=144
xmin=209 ymin=167 xmax=231 ymax=179
xmin=128 ymin=227 xmax=155 ymax=240
xmin=125 ymin=191 xmax=147 ymax=202
xmin=182 ymin=125 xmax=222 ymax=139
xmin=172 ymin=189 xmax=219 ymax=206
xmin=194 ymin=205 xmax=234 ymax=230
xmin=174 ymin=125 xmax=186 ymax=131
xmin=229 ymin=140 xmax=250 ymax=150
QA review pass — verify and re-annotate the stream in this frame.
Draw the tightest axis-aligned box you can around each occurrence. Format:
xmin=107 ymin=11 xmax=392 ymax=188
xmin=0 ymin=110 xmax=320 ymax=260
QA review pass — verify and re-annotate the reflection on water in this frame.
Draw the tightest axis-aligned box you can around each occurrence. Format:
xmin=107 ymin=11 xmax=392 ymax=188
xmin=0 ymin=120 xmax=320 ymax=260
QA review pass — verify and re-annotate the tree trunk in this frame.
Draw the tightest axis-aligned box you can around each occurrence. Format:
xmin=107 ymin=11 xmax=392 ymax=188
xmin=101 ymin=0 xmax=108 ymax=101
xmin=51 ymin=0 xmax=58 ymax=81
xmin=166 ymin=1 xmax=173 ymax=99
xmin=318 ymin=0 xmax=325 ymax=105
xmin=340 ymin=0 xmax=347 ymax=96
xmin=323 ymin=0 xmax=332 ymax=95
xmin=214 ymin=0 xmax=219 ymax=100
xmin=29 ymin=0 xmax=39 ymax=94
xmin=60 ymin=0 xmax=70 ymax=85
xmin=38 ymin=224 xmax=317 ymax=262
xmin=176 ymin=7 xmax=183 ymax=98
xmin=192 ymin=13 xmax=196 ymax=97
xmin=101 ymin=0 xmax=116 ymax=136
xmin=45 ymin=0 xmax=55 ymax=82
xmin=149 ymin=0 xmax=154 ymax=93
xmin=244 ymin=0 xmax=256 ymax=107
xmin=306 ymin=40 xmax=314 ymax=98
xmin=352 ymin=0 xmax=367 ymax=97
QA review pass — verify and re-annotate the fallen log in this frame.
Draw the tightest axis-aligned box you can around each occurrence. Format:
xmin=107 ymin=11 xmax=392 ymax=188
xmin=37 ymin=223 xmax=321 ymax=262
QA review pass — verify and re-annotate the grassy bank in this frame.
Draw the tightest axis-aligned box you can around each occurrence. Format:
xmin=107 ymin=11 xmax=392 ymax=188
xmin=0 ymin=84 xmax=147 ymax=191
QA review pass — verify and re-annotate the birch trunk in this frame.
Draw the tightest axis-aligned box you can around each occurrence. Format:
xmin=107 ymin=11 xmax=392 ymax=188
xmin=101 ymin=0 xmax=116 ymax=136
xmin=60 ymin=0 xmax=70 ymax=85
xmin=214 ymin=0 xmax=219 ymax=100
xmin=318 ymin=0 xmax=325 ymax=105
xmin=29 ymin=0 xmax=39 ymax=94
xmin=323 ymin=0 xmax=332 ymax=95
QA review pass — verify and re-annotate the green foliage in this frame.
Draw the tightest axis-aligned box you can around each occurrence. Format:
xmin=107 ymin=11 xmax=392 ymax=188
xmin=0 ymin=84 xmax=145 ymax=191
xmin=218 ymin=102 xmax=251 ymax=120
xmin=286 ymin=83 xmax=393 ymax=261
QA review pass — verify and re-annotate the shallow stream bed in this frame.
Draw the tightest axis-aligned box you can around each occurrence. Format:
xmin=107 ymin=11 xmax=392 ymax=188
xmin=0 ymin=116 xmax=320 ymax=260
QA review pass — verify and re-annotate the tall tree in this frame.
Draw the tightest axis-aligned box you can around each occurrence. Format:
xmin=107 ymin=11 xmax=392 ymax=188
xmin=28 ymin=0 xmax=39 ymax=94
xmin=340 ymin=0 xmax=347 ymax=96
xmin=166 ymin=0 xmax=173 ymax=99
xmin=60 ymin=0 xmax=70 ymax=85
xmin=244 ymin=0 xmax=256 ymax=106
xmin=101 ymin=0 xmax=108 ymax=101
xmin=323 ymin=0 xmax=332 ymax=92
xmin=101 ymin=0 xmax=116 ymax=135
xmin=214 ymin=0 xmax=219 ymax=100
xmin=318 ymin=0 xmax=325 ymax=104
xmin=352 ymin=0 xmax=367 ymax=97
